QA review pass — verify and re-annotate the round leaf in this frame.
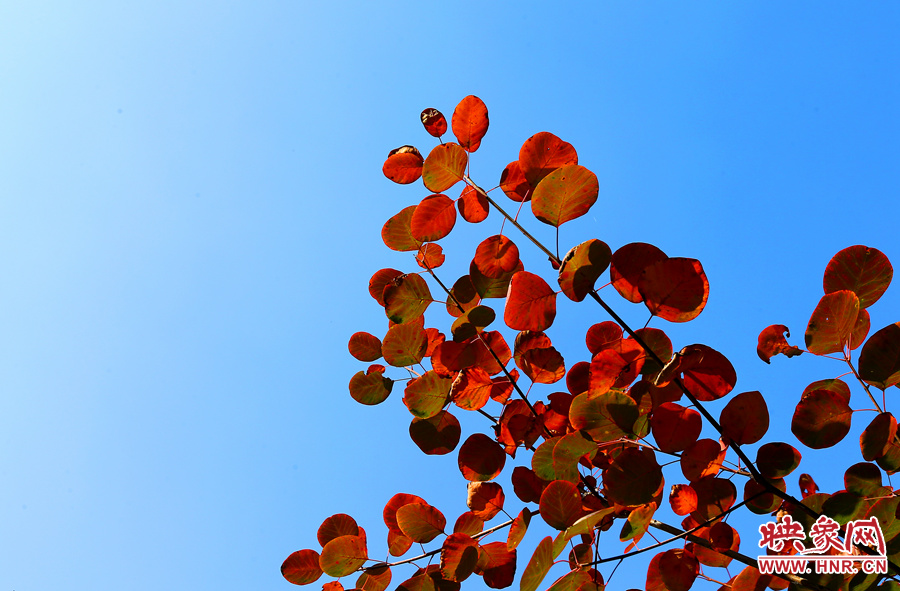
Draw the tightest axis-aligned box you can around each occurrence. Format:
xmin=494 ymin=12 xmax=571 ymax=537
xmin=282 ymin=549 xmax=324 ymax=585
xmin=859 ymin=323 xmax=900 ymax=389
xmin=382 ymin=322 xmax=427 ymax=367
xmin=349 ymin=366 xmax=393 ymax=405
xmin=531 ymin=164 xmax=599 ymax=227
xmin=397 ymin=503 xmax=447 ymax=543
xmin=410 ymin=194 xmax=457 ymax=243
xmin=499 ymin=161 xmax=533 ymax=202
xmin=720 ymin=390 xmax=769 ymax=445
xmin=603 ymin=447 xmax=663 ymax=506
xmin=610 ymin=242 xmax=667 ymax=304
xmin=651 ymin=402 xmax=701 ymax=453
xmin=422 ymin=143 xmax=468 ymax=193
xmin=383 ymin=147 xmax=424 ymax=184
xmin=518 ymin=132 xmax=578 ymax=187
xmin=319 ymin=535 xmax=368 ymax=578
xmin=451 ymin=95 xmax=489 ymax=152
xmin=421 ymin=108 xmax=447 ymax=137
xmin=791 ymin=389 xmax=852 ymax=449
xmin=804 ymin=290 xmax=860 ymax=355
xmin=823 ymin=245 xmax=893 ymax=309
xmin=756 ymin=442 xmax=801 ymax=479
xmin=382 ymin=206 xmax=422 ymax=252
xmin=639 ymin=258 xmax=709 ymax=323
xmin=403 ymin=371 xmax=452 ymax=419
xmin=458 ymin=433 xmax=506 ymax=481
xmin=504 ymin=271 xmax=557 ymax=332
xmin=409 ymin=411 xmax=461 ymax=455
xmin=558 ymin=239 xmax=612 ymax=302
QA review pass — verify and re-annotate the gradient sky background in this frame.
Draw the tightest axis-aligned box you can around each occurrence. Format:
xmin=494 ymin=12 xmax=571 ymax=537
xmin=1 ymin=2 xmax=898 ymax=590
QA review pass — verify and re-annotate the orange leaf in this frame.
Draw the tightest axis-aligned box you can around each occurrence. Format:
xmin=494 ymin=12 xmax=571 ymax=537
xmin=382 ymin=321 xmax=427 ymax=367
xmin=318 ymin=514 xmax=360 ymax=547
xmin=348 ymin=332 xmax=383 ymax=362
xmin=669 ymin=484 xmax=698 ymax=516
xmin=531 ymin=164 xmax=599 ymax=227
xmin=382 ymin=206 xmax=422 ymax=252
xmin=466 ymin=481 xmax=505 ymax=521
xmin=859 ymin=323 xmax=900 ymax=389
xmin=421 ymin=108 xmax=447 ymax=137
xmin=499 ymin=161 xmax=533 ymax=202
xmin=282 ymin=549 xmax=324 ymax=585
xmin=805 ymin=290 xmax=860 ymax=355
xmin=558 ymin=239 xmax=612 ymax=302
xmin=396 ymin=503 xmax=447 ymax=543
xmin=403 ymin=371 xmax=452 ymax=419
xmin=473 ymin=235 xmax=520 ymax=279
xmin=422 ymin=143 xmax=467 ymax=193
xmin=452 ymin=95 xmax=489 ymax=153
xmin=610 ymin=242 xmax=667 ymax=303
xmin=383 ymin=273 xmax=432 ymax=324
xmin=823 ymin=245 xmax=893 ymax=309
xmin=756 ymin=324 xmax=802 ymax=363
xmin=349 ymin=366 xmax=393 ymax=406
xmin=504 ymin=271 xmax=557 ymax=332
xmin=382 ymin=146 xmax=424 ymax=184
xmin=319 ymin=535 xmax=367 ymax=577
xmin=453 ymin=511 xmax=484 ymax=536
xmin=457 ymin=185 xmax=489 ymax=223
xmin=411 ymin=194 xmax=457 ymax=242
xmin=518 ymin=132 xmax=578 ymax=187
xmin=416 ymin=243 xmax=445 ymax=270
xmin=440 ymin=533 xmax=479 ymax=582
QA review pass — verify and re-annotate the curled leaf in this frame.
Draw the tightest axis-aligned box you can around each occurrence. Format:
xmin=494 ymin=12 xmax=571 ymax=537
xmin=756 ymin=325 xmax=802 ymax=363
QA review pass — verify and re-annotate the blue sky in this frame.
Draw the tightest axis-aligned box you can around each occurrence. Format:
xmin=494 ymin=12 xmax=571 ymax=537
xmin=0 ymin=2 xmax=898 ymax=590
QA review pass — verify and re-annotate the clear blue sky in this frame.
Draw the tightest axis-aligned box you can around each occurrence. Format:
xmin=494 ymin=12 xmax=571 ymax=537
xmin=0 ymin=2 xmax=898 ymax=590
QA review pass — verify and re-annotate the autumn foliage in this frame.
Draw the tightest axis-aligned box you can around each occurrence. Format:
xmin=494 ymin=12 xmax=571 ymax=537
xmin=284 ymin=96 xmax=900 ymax=591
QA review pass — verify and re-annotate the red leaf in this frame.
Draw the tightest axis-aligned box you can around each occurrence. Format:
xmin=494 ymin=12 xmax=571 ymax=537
xmin=504 ymin=271 xmax=557 ymax=332
xmin=520 ymin=536 xmax=554 ymax=591
xmin=805 ymin=290 xmax=860 ymax=355
xmin=450 ymin=305 xmax=495 ymax=343
xmin=518 ymin=132 xmax=578 ymax=187
xmin=282 ymin=549 xmax=324 ymax=585
xmin=458 ymin=433 xmax=506 ymax=481
xmin=440 ymin=533 xmax=479 ymax=582
xmin=349 ymin=332 xmax=383 ymax=362
xmin=473 ymin=235 xmax=520 ymax=279
xmin=669 ymin=484 xmax=698 ymax=516
xmin=475 ymin=541 xmax=516 ymax=589
xmin=552 ymin=430 xmax=597 ymax=484
xmin=531 ymin=165 xmax=599 ymax=227
xmin=639 ymin=258 xmax=709 ymax=323
xmin=446 ymin=275 xmax=481 ymax=318
xmin=416 ymin=243 xmax=445 ymax=270
xmin=756 ymin=442 xmax=802 ymax=479
xmin=453 ymin=511 xmax=484 ymax=536
xmin=323 ymin=581 xmax=344 ymax=591
xmin=457 ymin=185 xmax=489 ymax=223
xmin=850 ymin=308 xmax=871 ymax=350
xmin=357 ymin=564 xmax=392 ymax=591
xmin=450 ymin=366 xmax=493 ymax=410
xmin=403 ymin=371 xmax=453 ymax=419
xmin=409 ymin=410 xmax=461 ymax=455
xmin=395 ymin=573 xmax=434 ymax=591
xmin=384 ymin=274 xmax=432 ymax=324
xmin=319 ymin=535 xmax=368 ymax=577
xmin=411 ymin=194 xmax=457 ymax=242
xmin=382 ymin=206 xmax=423 ymax=252
xmin=651 ymin=402 xmax=702 ymax=453
xmin=421 ymin=108 xmax=447 ymax=137
xmin=511 ymin=466 xmax=547 ymax=503
xmin=791 ymin=389 xmax=853 ymax=449
xmin=680 ymin=439 xmax=725 ymax=482
xmin=558 ymin=239 xmax=612 ymax=302
xmin=451 ymin=96 xmax=489 ymax=152
xmin=610 ymin=243 xmax=667 ymax=304
xmin=691 ymin=476 xmax=736 ymax=521
xmin=585 ymin=322 xmax=622 ymax=355
xmin=803 ymin=378 xmax=851 ymax=403
xmin=499 ymin=161 xmax=533 ymax=202
xmin=422 ymin=143 xmax=468 ymax=193
xmin=466 ymin=482 xmax=505 ymax=521
xmin=387 ymin=528 xmax=414 ymax=557
xmin=719 ymin=391 xmax=769 ymax=445
xmin=566 ymin=361 xmax=591 ymax=395
xmin=647 ymin=549 xmax=698 ymax=591
xmin=471 ymin=259 xmax=523 ymax=299
xmin=823 ymin=245 xmax=893 ymax=309
xmin=756 ymin=324 xmax=803 ymax=363
xmin=859 ymin=323 xmax=900 ymax=389
xmin=861 ymin=412 xmax=897 ymax=461
xmin=383 ymin=322 xmax=427 ymax=367
xmin=657 ymin=344 xmax=736 ymax=402
xmin=383 ymin=146 xmax=424 ymax=184
xmin=369 ymin=268 xmax=404 ymax=306
xmin=569 ymin=389 xmax=637 ymax=443
xmin=603 ymin=447 xmax=663 ymax=506
xmin=384 ymin=494 xmax=426 ymax=531
xmin=397 ymin=503 xmax=447 ymax=543
xmin=349 ymin=366 xmax=393 ymax=405
xmin=520 ymin=346 xmax=566 ymax=384
xmin=318 ymin=514 xmax=360 ymax=547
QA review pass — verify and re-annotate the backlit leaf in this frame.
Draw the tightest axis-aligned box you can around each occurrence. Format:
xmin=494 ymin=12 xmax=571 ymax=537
xmin=382 ymin=206 xmax=423 ymax=252
xmin=860 ymin=412 xmax=897 ymax=461
xmin=318 ymin=514 xmax=360 ymax=547
xmin=646 ymin=549 xmax=698 ymax=591
xmin=798 ymin=474 xmax=818 ymax=498
xmin=457 ymin=185 xmax=489 ymax=223
xmin=823 ymin=245 xmax=893 ymax=309
xmin=504 ymin=271 xmax=557 ymax=332
xmin=441 ymin=533 xmax=479 ymax=582
xmin=639 ymin=258 xmax=709 ymax=323
xmin=319 ymin=535 xmax=367 ymax=578
xmin=563 ymin=507 xmax=615 ymax=541
xmin=756 ymin=442 xmax=801 ymax=479
xmin=519 ymin=132 xmax=578 ymax=187
xmin=499 ymin=161 xmax=533 ymax=202
xmin=403 ymin=371 xmax=453 ymax=419
xmin=657 ymin=344 xmax=736 ymax=402
xmin=844 ymin=462 xmax=883 ymax=497
xmin=397 ymin=503 xmax=447 ymax=543
xmin=383 ymin=322 xmax=427 ymax=367
xmin=651 ymin=402 xmax=701 ymax=453
xmin=511 ymin=466 xmax=547 ymax=504
xmin=558 ymin=239 xmax=612 ymax=302
xmin=383 ymin=146 xmax=424 ymax=184
xmin=520 ymin=536 xmax=554 ymax=591
xmin=384 ymin=494 xmax=427 ymax=531
xmin=540 ymin=480 xmax=582 ymax=530
xmin=633 ymin=328 xmax=674 ymax=379
xmin=620 ymin=501 xmax=657 ymax=543
xmin=387 ymin=528 xmax=414 ymax=557
xmin=421 ymin=108 xmax=448 ymax=137
xmin=476 ymin=542 xmax=516 ymax=589
xmin=409 ymin=410 xmax=461 ymax=455
xmin=450 ymin=306 xmax=495 ymax=343
xmin=453 ymin=512 xmax=484 ymax=536
xmin=756 ymin=325 xmax=802 ymax=364
xmin=384 ymin=274 xmax=433 ymax=324
xmin=804 ymin=290 xmax=859 ymax=355
xmin=680 ymin=439 xmax=725 ymax=482
xmin=520 ymin=346 xmax=566 ymax=384
xmin=603 ymin=447 xmax=663 ymax=506
xmin=720 ymin=391 xmax=769 ymax=445
xmin=859 ymin=323 xmax=900 ymax=389
xmin=610 ymin=243 xmax=667 ymax=304
xmin=467 ymin=482 xmax=505 ymax=521
xmin=452 ymin=96 xmax=489 ymax=152
xmin=552 ymin=430 xmax=597 ymax=483
xmin=669 ymin=484 xmax=698 ymax=516
xmin=474 ymin=235 xmax=521 ymax=279
xmin=411 ymin=194 xmax=457 ymax=243
xmin=569 ymin=389 xmax=637 ymax=443
xmin=803 ymin=378 xmax=851 ymax=403
xmin=349 ymin=366 xmax=393 ymax=405
xmin=791 ymin=389 xmax=853 ymax=449
xmin=416 ymin=243 xmax=446 ymax=270
xmin=507 ymin=509 xmax=531 ymax=550
xmin=446 ymin=275 xmax=481 ymax=318
xmin=691 ymin=476 xmax=736 ymax=521
xmin=546 ymin=571 xmax=591 ymax=591
xmin=458 ymin=433 xmax=506 ymax=481
xmin=450 ymin=366 xmax=493 ymax=410
xmin=850 ymin=308 xmax=870 ymax=350
xmin=396 ymin=573 xmax=436 ymax=591
xmin=369 ymin=268 xmax=404 ymax=306
xmin=743 ymin=477 xmax=783 ymax=515
xmin=471 ymin=259 xmax=523 ymax=299
xmin=282 ymin=549 xmax=324 ymax=585
xmin=357 ymin=565 xmax=392 ymax=591
xmin=347 ymin=332 xmax=383 ymax=363
xmin=423 ymin=143 xmax=468 ymax=193
xmin=531 ymin=165 xmax=599 ymax=227
xmin=585 ymin=322 xmax=622 ymax=355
